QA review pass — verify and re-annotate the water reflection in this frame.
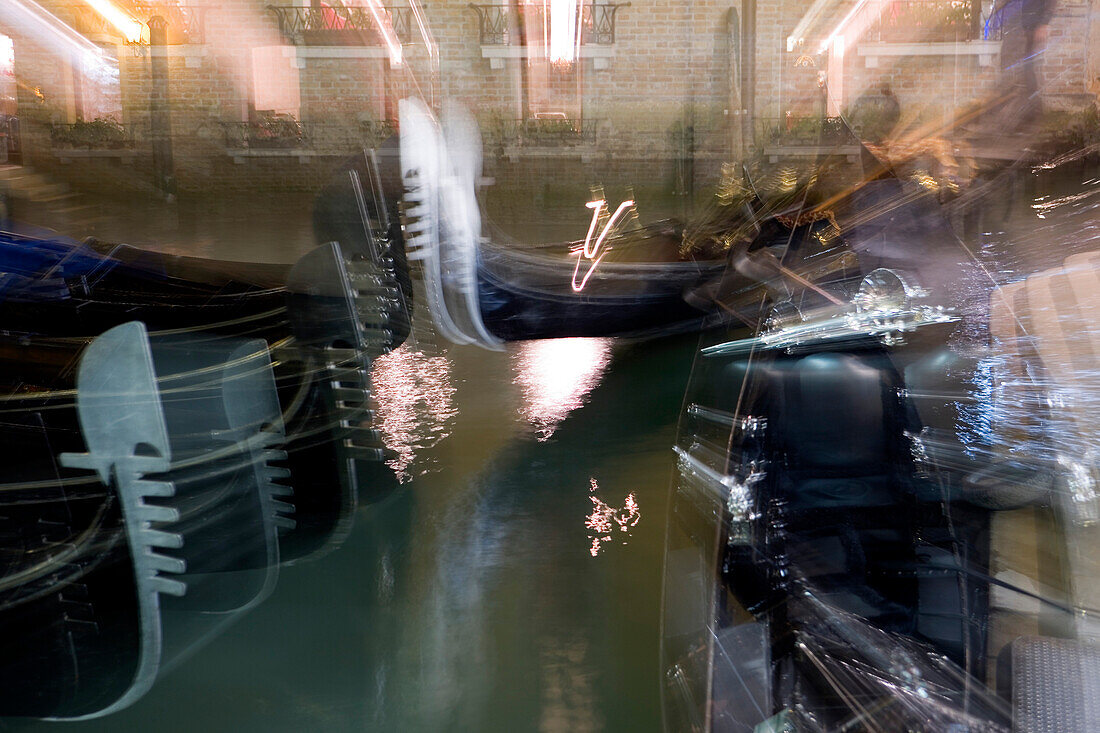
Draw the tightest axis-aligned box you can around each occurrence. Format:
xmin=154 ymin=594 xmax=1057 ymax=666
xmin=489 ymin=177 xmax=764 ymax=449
xmin=585 ymin=478 xmax=641 ymax=557
xmin=370 ymin=344 xmax=457 ymax=482
xmin=1031 ymin=182 xmax=1100 ymax=219
xmin=538 ymin=639 xmax=601 ymax=732
xmin=513 ymin=338 xmax=613 ymax=440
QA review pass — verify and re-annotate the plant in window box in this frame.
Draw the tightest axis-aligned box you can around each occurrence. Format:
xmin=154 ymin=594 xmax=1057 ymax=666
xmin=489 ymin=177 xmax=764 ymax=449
xmin=785 ymin=116 xmax=824 ymax=145
xmin=881 ymin=0 xmax=973 ymax=42
xmin=767 ymin=116 xmax=852 ymax=147
xmin=523 ymin=117 xmax=579 ymax=145
xmin=250 ymin=113 xmax=304 ymax=149
xmin=477 ymin=110 xmax=506 ymax=156
xmin=49 ymin=117 xmax=130 ymax=149
xmin=359 ymin=118 xmax=396 ymax=148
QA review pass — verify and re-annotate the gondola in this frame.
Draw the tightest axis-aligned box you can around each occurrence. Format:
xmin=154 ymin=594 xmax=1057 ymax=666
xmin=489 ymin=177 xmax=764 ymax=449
xmin=397 ymin=98 xmax=732 ymax=348
xmin=393 ymin=99 xmax=1099 ymax=731
xmin=0 ymin=154 xmax=411 ymax=719
xmin=658 ymin=162 xmax=1100 ymax=731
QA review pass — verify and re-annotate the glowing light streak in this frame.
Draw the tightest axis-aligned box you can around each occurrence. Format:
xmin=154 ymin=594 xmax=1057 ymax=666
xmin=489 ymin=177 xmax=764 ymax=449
xmin=541 ymin=0 xmax=549 ymax=58
xmin=817 ymin=0 xmax=867 ymax=53
xmin=788 ymin=0 xmax=834 ymax=52
xmin=363 ymin=0 xmax=403 ymax=66
xmin=570 ymin=198 xmax=634 ymax=292
xmin=406 ymin=0 xmax=437 ymax=61
xmin=543 ymin=0 xmax=581 ymax=65
xmin=0 ymin=0 xmax=112 ymax=73
xmin=81 ymin=0 xmax=144 ymax=44
xmin=585 ymin=478 xmax=640 ymax=557
xmin=0 ymin=36 xmax=13 ymax=76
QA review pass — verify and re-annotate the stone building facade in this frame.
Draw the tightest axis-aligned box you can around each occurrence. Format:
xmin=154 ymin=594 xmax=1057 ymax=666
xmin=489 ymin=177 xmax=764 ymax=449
xmin=0 ymin=0 xmax=1097 ymax=196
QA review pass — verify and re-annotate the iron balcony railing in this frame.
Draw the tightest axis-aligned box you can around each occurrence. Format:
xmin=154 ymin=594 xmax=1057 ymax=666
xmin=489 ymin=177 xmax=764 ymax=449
xmin=67 ymin=4 xmax=206 ymax=44
xmin=267 ymin=6 xmax=413 ymax=46
xmin=469 ymin=3 xmax=628 ymax=46
xmin=220 ymin=120 xmax=397 ymax=152
xmin=864 ymin=0 xmax=998 ymax=43
xmin=131 ymin=3 xmax=206 ymax=44
xmin=499 ymin=117 xmax=598 ymax=147
xmin=760 ymin=116 xmax=853 ymax=148
xmin=49 ymin=120 xmax=149 ymax=150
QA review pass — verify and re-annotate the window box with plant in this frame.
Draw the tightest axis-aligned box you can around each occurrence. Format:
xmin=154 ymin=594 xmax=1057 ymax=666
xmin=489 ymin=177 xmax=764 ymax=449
xmin=49 ymin=118 xmax=136 ymax=150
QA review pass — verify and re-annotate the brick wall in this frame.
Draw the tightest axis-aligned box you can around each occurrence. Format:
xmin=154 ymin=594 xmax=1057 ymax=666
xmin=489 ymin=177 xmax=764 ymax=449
xmin=753 ymin=0 xmax=1095 ymax=138
xmin=3 ymin=0 xmax=1096 ymax=196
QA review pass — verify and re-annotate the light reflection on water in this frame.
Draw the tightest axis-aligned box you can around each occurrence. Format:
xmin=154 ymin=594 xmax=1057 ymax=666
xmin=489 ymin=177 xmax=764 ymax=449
xmin=585 ymin=478 xmax=641 ymax=557
xmin=370 ymin=344 xmax=458 ymax=482
xmin=513 ymin=338 xmax=614 ymax=440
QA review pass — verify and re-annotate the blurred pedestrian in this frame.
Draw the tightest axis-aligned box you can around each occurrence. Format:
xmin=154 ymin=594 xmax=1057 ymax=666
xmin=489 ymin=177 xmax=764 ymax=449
xmin=993 ymin=0 xmax=1058 ymax=125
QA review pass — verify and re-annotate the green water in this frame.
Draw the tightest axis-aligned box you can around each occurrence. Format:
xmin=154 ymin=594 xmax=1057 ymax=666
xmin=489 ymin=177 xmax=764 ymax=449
xmin=10 ymin=152 xmax=1089 ymax=733
xmin=4 ymin=157 xmax=708 ymax=732
xmin=22 ymin=334 xmax=696 ymax=733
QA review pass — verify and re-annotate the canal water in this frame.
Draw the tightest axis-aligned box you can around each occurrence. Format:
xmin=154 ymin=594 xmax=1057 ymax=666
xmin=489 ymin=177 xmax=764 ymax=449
xmin=20 ymin=332 xmax=696 ymax=733
xmin=10 ymin=167 xmax=701 ymax=733
xmin=10 ymin=157 xmax=1098 ymax=732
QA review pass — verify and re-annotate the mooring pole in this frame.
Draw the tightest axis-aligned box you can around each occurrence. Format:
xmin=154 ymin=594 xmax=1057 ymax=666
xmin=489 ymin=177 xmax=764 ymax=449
xmin=149 ymin=16 xmax=176 ymax=199
xmin=740 ymin=0 xmax=756 ymax=156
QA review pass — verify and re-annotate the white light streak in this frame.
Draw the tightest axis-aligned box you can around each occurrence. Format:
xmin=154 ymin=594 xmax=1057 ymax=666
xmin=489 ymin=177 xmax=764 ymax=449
xmin=0 ymin=36 xmax=13 ymax=74
xmin=570 ymin=198 xmax=635 ymax=292
xmin=789 ymin=0 xmax=836 ymax=51
xmin=0 ymin=0 xmax=112 ymax=74
xmin=364 ymin=0 xmax=403 ymax=66
xmin=406 ymin=0 xmax=437 ymax=61
xmin=818 ymin=0 xmax=868 ymax=54
xmin=546 ymin=0 xmax=581 ymax=65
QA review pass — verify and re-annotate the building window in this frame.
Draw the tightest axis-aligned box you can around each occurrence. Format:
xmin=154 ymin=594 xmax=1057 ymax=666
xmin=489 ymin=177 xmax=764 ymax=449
xmin=74 ymin=44 xmax=121 ymax=122
xmin=0 ymin=34 xmax=15 ymax=118
xmin=251 ymin=45 xmax=301 ymax=119
xmin=525 ymin=56 xmax=582 ymax=123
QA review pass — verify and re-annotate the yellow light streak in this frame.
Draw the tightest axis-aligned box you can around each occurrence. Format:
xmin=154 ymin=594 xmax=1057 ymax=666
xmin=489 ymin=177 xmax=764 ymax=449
xmin=81 ymin=0 xmax=143 ymax=43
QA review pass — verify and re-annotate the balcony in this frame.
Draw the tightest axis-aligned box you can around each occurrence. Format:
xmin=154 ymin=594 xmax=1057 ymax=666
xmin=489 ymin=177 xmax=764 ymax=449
xmin=495 ymin=117 xmax=599 ymax=160
xmin=49 ymin=119 xmax=149 ymax=162
xmin=67 ymin=4 xmax=206 ymax=45
xmin=468 ymin=3 xmax=629 ymax=68
xmin=469 ymin=3 xmax=627 ymax=45
xmin=131 ymin=3 xmax=206 ymax=44
xmin=859 ymin=0 xmax=1002 ymax=68
xmin=267 ymin=6 xmax=413 ymax=46
xmin=759 ymin=117 xmax=861 ymax=163
xmin=865 ymin=0 xmax=987 ymax=43
xmin=220 ymin=119 xmax=396 ymax=161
